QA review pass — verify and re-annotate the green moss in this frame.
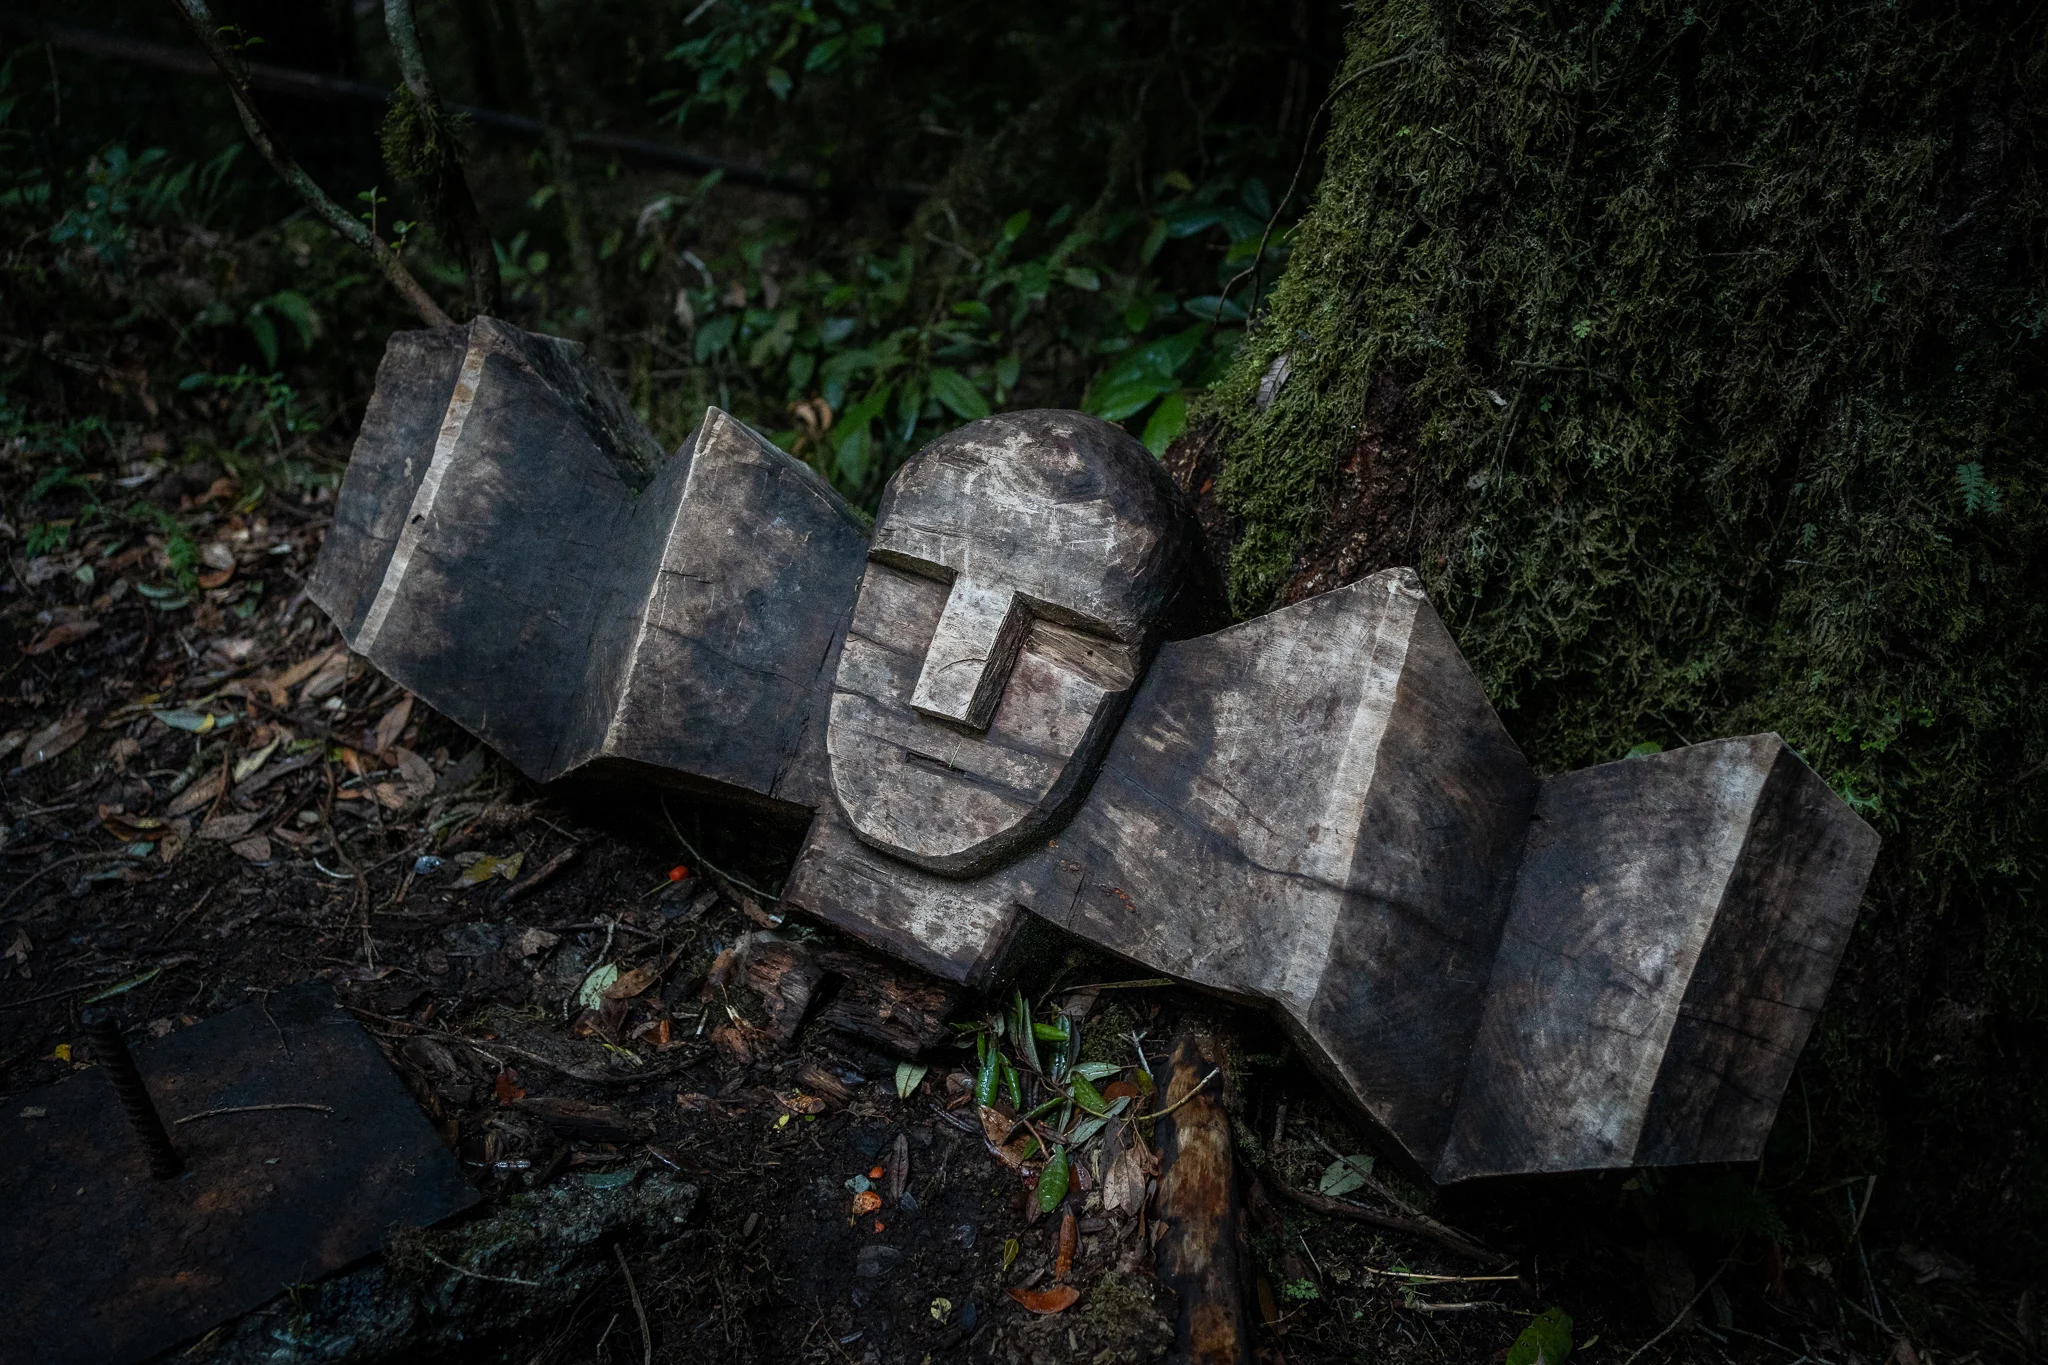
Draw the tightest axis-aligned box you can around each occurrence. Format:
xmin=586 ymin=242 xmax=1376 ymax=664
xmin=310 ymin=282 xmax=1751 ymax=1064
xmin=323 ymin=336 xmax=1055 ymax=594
xmin=1210 ymin=0 xmax=2047 ymax=1257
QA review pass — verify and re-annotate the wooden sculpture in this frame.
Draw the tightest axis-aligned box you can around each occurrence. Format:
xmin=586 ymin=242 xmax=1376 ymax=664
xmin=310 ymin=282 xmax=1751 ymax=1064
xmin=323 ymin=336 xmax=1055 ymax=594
xmin=310 ymin=319 xmax=1880 ymax=1183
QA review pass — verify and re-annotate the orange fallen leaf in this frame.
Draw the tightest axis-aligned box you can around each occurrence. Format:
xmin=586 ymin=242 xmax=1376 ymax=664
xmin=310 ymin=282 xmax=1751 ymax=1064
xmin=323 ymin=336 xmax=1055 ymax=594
xmin=853 ymin=1190 xmax=882 ymax=1214
xmin=1008 ymin=1286 xmax=1080 ymax=1315
xmin=494 ymin=1067 xmax=525 ymax=1104
xmin=868 ymin=1165 xmax=886 ymax=1180
xmin=1055 ymin=1210 xmax=1077 ymax=1281
xmin=197 ymin=565 xmax=234 ymax=589
xmin=25 ymin=619 xmax=100 ymax=655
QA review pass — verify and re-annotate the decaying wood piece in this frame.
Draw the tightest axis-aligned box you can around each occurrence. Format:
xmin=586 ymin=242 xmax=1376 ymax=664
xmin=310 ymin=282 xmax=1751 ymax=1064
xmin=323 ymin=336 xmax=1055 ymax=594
xmin=312 ymin=318 xmax=1881 ymax=1186
xmin=1152 ymin=1027 xmax=1253 ymax=1365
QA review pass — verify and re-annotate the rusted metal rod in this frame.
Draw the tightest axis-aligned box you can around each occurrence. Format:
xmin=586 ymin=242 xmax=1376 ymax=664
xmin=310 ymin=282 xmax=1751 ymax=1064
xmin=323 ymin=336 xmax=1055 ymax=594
xmin=82 ymin=1010 xmax=184 ymax=1180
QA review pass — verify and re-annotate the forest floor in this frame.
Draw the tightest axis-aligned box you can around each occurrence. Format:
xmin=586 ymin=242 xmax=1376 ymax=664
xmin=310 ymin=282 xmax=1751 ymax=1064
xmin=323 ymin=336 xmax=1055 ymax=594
xmin=1 ymin=370 xmax=2030 ymax=1365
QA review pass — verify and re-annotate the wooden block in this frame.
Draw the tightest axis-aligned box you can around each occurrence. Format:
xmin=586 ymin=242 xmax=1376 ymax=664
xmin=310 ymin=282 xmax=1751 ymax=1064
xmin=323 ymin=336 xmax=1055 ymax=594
xmin=1018 ymin=568 xmax=1537 ymax=1170
xmin=312 ymin=328 xmax=1879 ymax=1183
xmin=1437 ymin=736 xmax=1878 ymax=1179
xmin=309 ymin=319 xmax=867 ymax=812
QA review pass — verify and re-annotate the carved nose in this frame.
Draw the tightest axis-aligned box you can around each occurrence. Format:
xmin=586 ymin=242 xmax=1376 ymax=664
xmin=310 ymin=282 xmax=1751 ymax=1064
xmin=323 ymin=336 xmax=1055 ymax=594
xmin=910 ymin=576 xmax=1030 ymax=730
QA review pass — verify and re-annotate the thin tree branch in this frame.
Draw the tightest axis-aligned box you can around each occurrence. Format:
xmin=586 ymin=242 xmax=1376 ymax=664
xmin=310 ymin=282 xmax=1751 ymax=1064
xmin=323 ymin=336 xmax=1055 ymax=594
xmin=165 ymin=0 xmax=453 ymax=328
xmin=383 ymin=0 xmax=502 ymax=314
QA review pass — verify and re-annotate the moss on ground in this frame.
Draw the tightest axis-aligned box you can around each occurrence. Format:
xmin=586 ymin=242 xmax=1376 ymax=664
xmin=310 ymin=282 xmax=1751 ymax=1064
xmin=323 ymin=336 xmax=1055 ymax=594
xmin=1207 ymin=0 xmax=2047 ymax=1263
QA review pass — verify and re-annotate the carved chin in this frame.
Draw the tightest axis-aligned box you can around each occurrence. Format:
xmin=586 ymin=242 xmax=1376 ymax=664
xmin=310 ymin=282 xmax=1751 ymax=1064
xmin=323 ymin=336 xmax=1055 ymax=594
xmin=826 ymin=564 xmax=1135 ymax=878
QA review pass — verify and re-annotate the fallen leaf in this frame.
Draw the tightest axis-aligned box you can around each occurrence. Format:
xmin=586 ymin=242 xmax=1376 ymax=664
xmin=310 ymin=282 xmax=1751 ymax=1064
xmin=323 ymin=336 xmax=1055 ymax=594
xmin=197 ymin=565 xmax=234 ymax=589
xmin=1007 ymin=1286 xmax=1080 ymax=1315
xmin=153 ymin=708 xmax=231 ymax=734
xmin=979 ymin=1105 xmax=1038 ymax=1171
xmin=1035 ymin=1146 xmax=1071 ymax=1213
xmin=393 ymin=746 xmax=436 ymax=798
xmin=513 ymin=928 xmax=560 ymax=958
xmin=25 ymin=619 xmax=100 ymax=654
xmin=229 ymin=834 xmax=272 ymax=864
xmin=372 ymin=782 xmax=405 ymax=809
xmin=232 ymin=739 xmax=278 ymax=783
xmin=372 ymin=694 xmax=414 ymax=756
xmin=1055 ymin=1210 xmax=1076 ymax=1281
xmin=577 ymin=963 xmax=621 ymax=1009
xmin=17 ymin=717 xmax=87 ymax=770
xmin=1317 ymin=1152 xmax=1374 ymax=1198
xmin=165 ymin=770 xmax=226 ymax=817
xmin=199 ymin=541 xmax=236 ymax=571
xmin=886 ymin=1132 xmax=910 ymax=1206
xmin=272 ymin=646 xmax=338 ymax=692
xmin=458 ymin=850 xmax=525 ymax=885
xmin=853 ymin=1189 xmax=883 ymax=1215
xmin=895 ymin=1060 xmax=930 ymax=1099
xmin=198 ymin=812 xmax=262 ymax=842
xmin=602 ymin=963 xmax=661 ymax=999
xmin=1103 ymin=1147 xmax=1148 ymax=1213
xmin=157 ymin=818 xmax=191 ymax=863
xmin=301 ymin=650 xmax=351 ymax=701
xmin=494 ymin=1067 xmax=525 ymax=1105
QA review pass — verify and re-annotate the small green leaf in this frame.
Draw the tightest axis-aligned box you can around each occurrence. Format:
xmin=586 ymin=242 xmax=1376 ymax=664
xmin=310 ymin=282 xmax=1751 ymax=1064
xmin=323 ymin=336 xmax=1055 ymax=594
xmin=895 ymin=1060 xmax=930 ymax=1099
xmin=975 ymin=1038 xmax=1000 ymax=1107
xmin=1141 ymin=392 xmax=1189 ymax=455
xmin=1073 ymin=1061 xmax=1121 ymax=1082
xmin=1507 ymin=1307 xmax=1573 ymax=1365
xmin=927 ymin=367 xmax=990 ymax=421
xmin=1070 ymin=1071 xmax=1112 ymax=1115
xmin=1032 ymin=1021 xmax=1070 ymax=1042
xmin=577 ymin=963 xmax=620 ymax=1010
xmin=1035 ymin=1145 xmax=1070 ymax=1212
xmin=1316 ymin=1153 xmax=1374 ymax=1198
xmin=1002 ymin=209 xmax=1031 ymax=243
xmin=1625 ymin=741 xmax=1663 ymax=759
xmin=1002 ymin=1236 xmax=1020 ymax=1271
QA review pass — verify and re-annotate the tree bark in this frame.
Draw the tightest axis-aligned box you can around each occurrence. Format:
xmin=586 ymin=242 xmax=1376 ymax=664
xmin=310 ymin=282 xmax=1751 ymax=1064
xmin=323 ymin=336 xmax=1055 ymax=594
xmin=1188 ymin=0 xmax=2048 ymax=1268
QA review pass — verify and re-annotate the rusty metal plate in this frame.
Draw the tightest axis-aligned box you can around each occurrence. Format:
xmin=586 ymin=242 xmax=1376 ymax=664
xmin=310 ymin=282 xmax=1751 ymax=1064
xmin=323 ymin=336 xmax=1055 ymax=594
xmin=0 ymin=981 xmax=480 ymax=1365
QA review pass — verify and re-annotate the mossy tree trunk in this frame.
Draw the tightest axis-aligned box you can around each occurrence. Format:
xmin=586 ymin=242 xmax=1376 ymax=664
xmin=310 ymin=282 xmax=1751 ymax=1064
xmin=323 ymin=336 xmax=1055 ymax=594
xmin=1198 ymin=0 xmax=2046 ymax=1258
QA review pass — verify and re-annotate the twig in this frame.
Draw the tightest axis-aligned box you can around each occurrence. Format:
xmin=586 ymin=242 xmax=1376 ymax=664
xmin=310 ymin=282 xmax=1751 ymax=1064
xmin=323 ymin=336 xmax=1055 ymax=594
xmin=1621 ymin=1256 xmax=1730 ymax=1364
xmin=615 ymin=1245 xmax=653 ymax=1365
xmin=1 ymin=851 xmax=141 ymax=915
xmin=419 ymin=1246 xmax=542 ymax=1287
xmin=174 ymin=1102 xmax=334 ymax=1124
xmin=164 ymin=0 xmax=452 ymax=327
xmin=496 ymin=842 xmax=581 ymax=907
xmin=1219 ymin=51 xmax=1416 ymax=319
xmin=382 ymin=0 xmax=501 ymax=313
xmin=1267 ymin=1179 xmax=1507 ymax=1267
xmin=658 ymin=799 xmax=782 ymax=905
xmin=1133 ymin=1066 xmax=1218 ymax=1120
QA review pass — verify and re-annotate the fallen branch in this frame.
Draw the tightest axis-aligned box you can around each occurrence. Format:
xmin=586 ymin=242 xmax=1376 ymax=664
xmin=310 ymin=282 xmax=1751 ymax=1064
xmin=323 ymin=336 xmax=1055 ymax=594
xmin=1152 ymin=1027 xmax=1253 ymax=1365
xmin=164 ymin=0 xmax=452 ymax=327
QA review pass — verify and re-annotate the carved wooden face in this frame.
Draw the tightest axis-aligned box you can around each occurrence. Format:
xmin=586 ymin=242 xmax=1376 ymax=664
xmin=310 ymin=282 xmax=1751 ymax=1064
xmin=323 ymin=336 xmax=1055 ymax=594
xmin=826 ymin=411 xmax=1201 ymax=877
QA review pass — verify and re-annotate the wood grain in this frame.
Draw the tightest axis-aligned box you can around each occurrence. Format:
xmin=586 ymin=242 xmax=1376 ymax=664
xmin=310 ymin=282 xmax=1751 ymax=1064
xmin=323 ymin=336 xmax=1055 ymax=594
xmin=309 ymin=320 xmax=867 ymax=812
xmin=1437 ymin=736 xmax=1878 ymax=1179
xmin=1152 ymin=1027 xmax=1252 ymax=1365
